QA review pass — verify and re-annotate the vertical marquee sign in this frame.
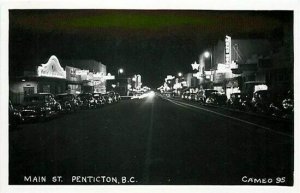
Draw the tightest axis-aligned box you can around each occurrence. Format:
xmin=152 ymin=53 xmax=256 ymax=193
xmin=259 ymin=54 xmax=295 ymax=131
xmin=225 ymin=35 xmax=231 ymax=67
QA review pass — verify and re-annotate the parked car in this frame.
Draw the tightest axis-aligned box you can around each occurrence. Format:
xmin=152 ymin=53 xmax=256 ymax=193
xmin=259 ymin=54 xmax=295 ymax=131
xmin=187 ymin=93 xmax=192 ymax=100
xmin=92 ymin=93 xmax=105 ymax=106
xmin=181 ymin=92 xmax=188 ymax=99
xmin=20 ymin=93 xmax=61 ymax=121
xmin=107 ymin=92 xmax=119 ymax=103
xmin=251 ymin=90 xmax=272 ymax=114
xmin=115 ymin=93 xmax=121 ymax=102
xmin=187 ymin=93 xmax=198 ymax=101
xmin=9 ymin=100 xmax=23 ymax=126
xmin=205 ymin=92 xmax=227 ymax=106
xmin=55 ymin=93 xmax=79 ymax=112
xmin=103 ymin=94 xmax=113 ymax=104
xmin=163 ymin=92 xmax=174 ymax=98
xmin=77 ymin=93 xmax=97 ymax=109
xmin=282 ymin=90 xmax=294 ymax=112
xmin=197 ymin=89 xmax=218 ymax=104
xmin=228 ymin=93 xmax=252 ymax=111
xmin=269 ymin=90 xmax=294 ymax=118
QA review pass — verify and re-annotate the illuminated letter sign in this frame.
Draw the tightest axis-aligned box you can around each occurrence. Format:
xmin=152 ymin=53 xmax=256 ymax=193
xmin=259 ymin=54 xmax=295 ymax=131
xmin=225 ymin=35 xmax=231 ymax=66
xmin=75 ymin=70 xmax=89 ymax=76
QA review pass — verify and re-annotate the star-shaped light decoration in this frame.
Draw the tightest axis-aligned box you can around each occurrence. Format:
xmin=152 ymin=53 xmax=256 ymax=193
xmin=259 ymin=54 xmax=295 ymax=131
xmin=191 ymin=61 xmax=200 ymax=70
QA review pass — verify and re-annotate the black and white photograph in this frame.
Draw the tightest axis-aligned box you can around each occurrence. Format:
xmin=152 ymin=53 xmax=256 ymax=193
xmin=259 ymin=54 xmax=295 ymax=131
xmin=1 ymin=0 xmax=299 ymax=192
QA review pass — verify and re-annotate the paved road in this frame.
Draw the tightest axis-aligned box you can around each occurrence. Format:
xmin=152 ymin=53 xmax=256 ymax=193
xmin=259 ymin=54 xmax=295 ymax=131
xmin=9 ymin=94 xmax=293 ymax=185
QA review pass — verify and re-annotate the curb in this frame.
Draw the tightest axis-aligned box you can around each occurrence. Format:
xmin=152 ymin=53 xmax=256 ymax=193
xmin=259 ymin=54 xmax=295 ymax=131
xmin=172 ymin=98 xmax=293 ymax=123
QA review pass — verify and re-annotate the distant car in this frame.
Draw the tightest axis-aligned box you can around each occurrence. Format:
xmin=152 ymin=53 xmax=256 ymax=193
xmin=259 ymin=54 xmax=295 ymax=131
xmin=181 ymin=93 xmax=187 ymax=99
xmin=163 ymin=92 xmax=173 ymax=98
xmin=182 ymin=92 xmax=189 ymax=100
xmin=55 ymin=93 xmax=79 ymax=112
xmin=9 ymin=100 xmax=23 ymax=126
xmin=187 ymin=93 xmax=192 ymax=100
xmin=77 ymin=93 xmax=97 ymax=109
xmin=187 ymin=93 xmax=198 ymax=101
xmin=20 ymin=93 xmax=61 ymax=121
xmin=92 ymin=93 xmax=105 ymax=106
xmin=115 ymin=93 xmax=121 ymax=102
xmin=108 ymin=92 xmax=118 ymax=103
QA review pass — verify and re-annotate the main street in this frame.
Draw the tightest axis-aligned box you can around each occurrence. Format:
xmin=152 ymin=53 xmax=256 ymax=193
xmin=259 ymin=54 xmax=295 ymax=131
xmin=9 ymin=94 xmax=293 ymax=185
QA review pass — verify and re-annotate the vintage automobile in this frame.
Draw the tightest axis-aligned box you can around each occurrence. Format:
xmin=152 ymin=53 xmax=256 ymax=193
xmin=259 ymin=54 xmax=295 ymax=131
xmin=251 ymin=90 xmax=272 ymax=114
xmin=228 ymin=93 xmax=252 ymax=111
xmin=187 ymin=93 xmax=198 ymax=101
xmin=107 ymin=92 xmax=118 ymax=103
xmin=282 ymin=90 xmax=294 ymax=112
xmin=9 ymin=100 xmax=23 ymax=126
xmin=77 ymin=93 xmax=97 ymax=109
xmin=92 ymin=93 xmax=105 ymax=107
xmin=269 ymin=90 xmax=294 ymax=118
xmin=205 ymin=92 xmax=227 ymax=106
xmin=197 ymin=89 xmax=219 ymax=104
xmin=115 ymin=93 xmax=121 ymax=102
xmin=20 ymin=93 xmax=61 ymax=121
xmin=110 ymin=92 xmax=121 ymax=102
xmin=55 ymin=93 xmax=79 ymax=112
xmin=103 ymin=94 xmax=113 ymax=104
xmin=181 ymin=92 xmax=188 ymax=99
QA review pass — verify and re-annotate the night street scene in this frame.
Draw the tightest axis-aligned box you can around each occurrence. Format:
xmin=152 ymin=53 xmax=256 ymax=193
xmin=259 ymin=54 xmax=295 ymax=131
xmin=8 ymin=10 xmax=294 ymax=186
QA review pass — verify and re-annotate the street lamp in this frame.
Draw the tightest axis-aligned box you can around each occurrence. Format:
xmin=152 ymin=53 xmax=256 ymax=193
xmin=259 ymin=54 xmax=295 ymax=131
xmin=204 ymin=51 xmax=214 ymax=82
xmin=204 ymin=51 xmax=210 ymax=58
xmin=204 ymin=51 xmax=212 ymax=70
xmin=118 ymin=68 xmax=124 ymax=75
xmin=178 ymin=72 xmax=182 ymax=77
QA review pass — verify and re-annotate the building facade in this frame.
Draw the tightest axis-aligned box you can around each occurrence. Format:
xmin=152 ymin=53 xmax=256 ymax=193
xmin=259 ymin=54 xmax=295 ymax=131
xmin=10 ymin=56 xmax=109 ymax=104
xmin=211 ymin=34 xmax=293 ymax=97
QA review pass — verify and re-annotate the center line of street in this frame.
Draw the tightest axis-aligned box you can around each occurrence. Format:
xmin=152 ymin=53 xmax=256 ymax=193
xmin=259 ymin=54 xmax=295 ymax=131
xmin=163 ymin=97 xmax=293 ymax=139
xmin=143 ymin=99 xmax=155 ymax=183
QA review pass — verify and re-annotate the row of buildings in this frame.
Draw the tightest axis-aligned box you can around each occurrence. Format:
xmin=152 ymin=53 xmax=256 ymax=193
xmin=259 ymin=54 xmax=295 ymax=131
xmin=161 ymin=32 xmax=293 ymax=99
xmin=9 ymin=56 xmax=143 ymax=104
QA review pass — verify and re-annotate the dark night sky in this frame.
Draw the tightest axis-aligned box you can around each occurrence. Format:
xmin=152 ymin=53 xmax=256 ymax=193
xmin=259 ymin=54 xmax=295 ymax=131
xmin=9 ymin=10 xmax=293 ymax=88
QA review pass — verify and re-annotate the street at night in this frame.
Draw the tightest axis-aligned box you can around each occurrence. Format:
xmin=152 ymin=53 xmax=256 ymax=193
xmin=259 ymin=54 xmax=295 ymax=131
xmin=3 ymin=6 xmax=297 ymax=192
xmin=9 ymin=94 xmax=293 ymax=185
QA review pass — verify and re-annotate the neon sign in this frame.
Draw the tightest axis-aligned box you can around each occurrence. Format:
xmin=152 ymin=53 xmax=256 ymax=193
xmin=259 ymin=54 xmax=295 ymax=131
xmin=225 ymin=35 xmax=232 ymax=66
xmin=37 ymin=55 xmax=66 ymax=79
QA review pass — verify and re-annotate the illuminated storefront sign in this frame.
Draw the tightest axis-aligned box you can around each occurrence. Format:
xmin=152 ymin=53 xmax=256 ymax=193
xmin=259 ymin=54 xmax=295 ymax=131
xmin=87 ymin=72 xmax=94 ymax=80
xmin=254 ymin=84 xmax=268 ymax=92
xmin=225 ymin=35 xmax=231 ymax=66
xmin=75 ymin=70 xmax=89 ymax=76
xmin=103 ymin=73 xmax=115 ymax=80
xmin=66 ymin=66 xmax=81 ymax=81
xmin=193 ymin=72 xmax=202 ymax=79
xmin=230 ymin=60 xmax=238 ymax=69
xmin=37 ymin=55 xmax=66 ymax=79
xmin=166 ymin=75 xmax=175 ymax=80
